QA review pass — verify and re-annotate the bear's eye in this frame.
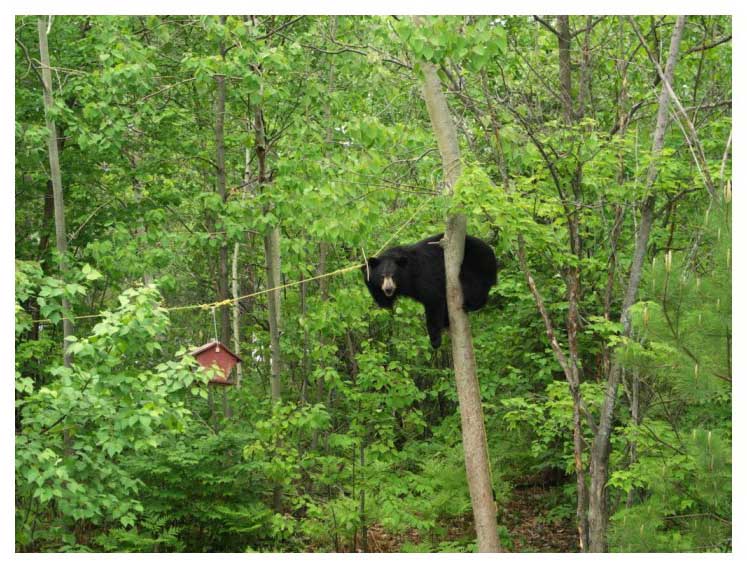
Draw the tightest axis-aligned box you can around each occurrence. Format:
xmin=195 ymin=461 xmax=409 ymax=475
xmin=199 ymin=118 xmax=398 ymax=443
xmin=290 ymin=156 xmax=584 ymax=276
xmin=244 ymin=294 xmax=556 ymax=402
xmin=395 ymin=256 xmax=408 ymax=268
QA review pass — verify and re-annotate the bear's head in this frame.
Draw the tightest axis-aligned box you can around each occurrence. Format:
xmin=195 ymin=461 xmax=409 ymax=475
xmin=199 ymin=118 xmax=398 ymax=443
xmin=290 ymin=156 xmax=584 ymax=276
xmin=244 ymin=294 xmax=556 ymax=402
xmin=361 ymin=252 xmax=409 ymax=309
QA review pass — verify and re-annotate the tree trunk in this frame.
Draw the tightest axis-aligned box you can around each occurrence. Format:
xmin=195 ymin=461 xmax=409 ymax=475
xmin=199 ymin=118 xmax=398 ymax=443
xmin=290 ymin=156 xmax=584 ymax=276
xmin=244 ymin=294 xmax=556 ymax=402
xmin=419 ymin=49 xmax=501 ymax=552
xmin=264 ymin=225 xmax=282 ymax=404
xmin=232 ymin=246 xmax=243 ymax=388
xmin=30 ymin=181 xmax=56 ymax=342
xmin=253 ymin=103 xmax=282 ymax=404
xmin=359 ymin=441 xmax=368 ymax=552
xmin=215 ymin=15 xmax=231 ymax=345
xmin=557 ymin=16 xmax=574 ymax=123
xmin=555 ymin=15 xmax=590 ymax=550
xmin=252 ymin=68 xmax=283 ymax=510
xmin=230 ymin=146 xmax=252 ymax=390
xmin=312 ymin=18 xmax=336 ymax=449
xmin=587 ymin=15 xmax=686 ymax=552
xmin=516 ymin=235 xmax=589 ymax=551
xmin=128 ymin=152 xmax=153 ymax=286
xmin=38 ymin=17 xmax=74 ymax=369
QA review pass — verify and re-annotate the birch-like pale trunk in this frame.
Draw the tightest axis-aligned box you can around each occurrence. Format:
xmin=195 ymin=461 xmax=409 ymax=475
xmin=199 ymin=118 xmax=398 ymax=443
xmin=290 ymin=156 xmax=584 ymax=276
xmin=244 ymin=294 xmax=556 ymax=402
xmin=231 ymin=146 xmax=251 ymax=389
xmin=587 ymin=15 xmax=686 ymax=552
xmin=629 ymin=17 xmax=716 ymax=199
xmin=38 ymin=17 xmax=74 ymax=368
xmin=232 ymin=242 xmax=242 ymax=387
xmin=419 ymin=52 xmax=501 ymax=552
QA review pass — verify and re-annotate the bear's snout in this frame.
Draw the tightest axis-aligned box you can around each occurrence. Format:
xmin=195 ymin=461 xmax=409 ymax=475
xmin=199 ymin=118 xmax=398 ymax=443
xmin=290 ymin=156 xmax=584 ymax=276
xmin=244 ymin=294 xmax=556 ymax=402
xmin=382 ymin=276 xmax=396 ymax=297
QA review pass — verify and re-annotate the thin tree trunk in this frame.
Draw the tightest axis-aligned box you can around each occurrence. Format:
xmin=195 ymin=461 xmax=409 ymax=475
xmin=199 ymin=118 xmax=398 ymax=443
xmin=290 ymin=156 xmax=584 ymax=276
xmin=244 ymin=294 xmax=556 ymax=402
xmin=38 ymin=17 xmax=74 ymax=369
xmin=231 ymin=146 xmax=252 ymax=389
xmin=629 ymin=17 xmax=716 ymax=199
xmin=254 ymin=103 xmax=282 ymax=404
xmin=264 ymin=224 xmax=282 ymax=404
xmin=299 ymin=276 xmax=309 ymax=403
xmin=576 ymin=16 xmax=593 ymax=118
xmin=555 ymin=15 xmax=590 ymax=550
xmin=419 ymin=48 xmax=501 ymax=552
xmin=625 ymin=368 xmax=641 ymax=507
xmin=254 ymin=89 xmax=283 ymax=512
xmin=587 ymin=15 xmax=686 ymax=552
xmin=215 ymin=15 xmax=231 ymax=345
xmin=30 ymin=181 xmax=56 ymax=341
xmin=312 ymin=18 xmax=336 ymax=450
xmin=557 ymin=16 xmax=574 ymax=123
xmin=129 ymin=153 xmax=153 ymax=286
xmin=516 ymin=235 xmax=589 ymax=551
xmin=359 ymin=442 xmax=368 ymax=553
xmin=232 ymin=243 xmax=243 ymax=387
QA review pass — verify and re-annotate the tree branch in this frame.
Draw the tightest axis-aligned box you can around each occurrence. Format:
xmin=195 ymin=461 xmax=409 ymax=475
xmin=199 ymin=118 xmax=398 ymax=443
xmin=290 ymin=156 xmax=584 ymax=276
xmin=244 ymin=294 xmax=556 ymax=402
xmin=685 ymin=34 xmax=731 ymax=54
xmin=533 ymin=15 xmax=559 ymax=37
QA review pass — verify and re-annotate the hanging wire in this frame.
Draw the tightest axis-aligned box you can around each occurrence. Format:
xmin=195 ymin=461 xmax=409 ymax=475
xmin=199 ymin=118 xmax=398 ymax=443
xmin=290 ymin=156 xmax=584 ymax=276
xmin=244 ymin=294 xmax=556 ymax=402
xmin=27 ymin=195 xmax=436 ymax=324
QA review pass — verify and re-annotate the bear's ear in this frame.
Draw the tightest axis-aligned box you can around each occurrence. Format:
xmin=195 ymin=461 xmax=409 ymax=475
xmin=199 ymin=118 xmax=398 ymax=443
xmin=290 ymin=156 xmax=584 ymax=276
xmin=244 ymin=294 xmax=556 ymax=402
xmin=395 ymin=255 xmax=408 ymax=267
xmin=361 ymin=257 xmax=379 ymax=279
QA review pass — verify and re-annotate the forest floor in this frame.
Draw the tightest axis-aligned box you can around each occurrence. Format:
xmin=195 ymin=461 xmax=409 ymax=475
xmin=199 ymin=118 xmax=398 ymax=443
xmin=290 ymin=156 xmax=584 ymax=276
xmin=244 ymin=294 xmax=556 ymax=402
xmin=352 ymin=481 xmax=578 ymax=553
xmin=502 ymin=484 xmax=578 ymax=552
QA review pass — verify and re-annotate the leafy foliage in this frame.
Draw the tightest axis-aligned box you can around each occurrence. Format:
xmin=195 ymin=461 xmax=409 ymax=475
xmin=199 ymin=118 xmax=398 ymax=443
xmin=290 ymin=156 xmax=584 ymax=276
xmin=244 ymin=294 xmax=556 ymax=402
xmin=15 ymin=15 xmax=730 ymax=552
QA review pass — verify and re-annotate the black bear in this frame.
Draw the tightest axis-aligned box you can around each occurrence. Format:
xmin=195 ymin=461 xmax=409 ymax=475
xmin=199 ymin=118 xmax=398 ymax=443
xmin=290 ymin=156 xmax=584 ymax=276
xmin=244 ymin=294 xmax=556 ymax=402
xmin=361 ymin=233 xmax=497 ymax=348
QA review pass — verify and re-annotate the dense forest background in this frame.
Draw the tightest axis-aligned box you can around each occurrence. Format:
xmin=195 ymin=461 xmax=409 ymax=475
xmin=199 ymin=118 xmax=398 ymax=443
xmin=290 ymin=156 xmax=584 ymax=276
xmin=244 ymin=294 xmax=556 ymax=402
xmin=15 ymin=15 xmax=731 ymax=552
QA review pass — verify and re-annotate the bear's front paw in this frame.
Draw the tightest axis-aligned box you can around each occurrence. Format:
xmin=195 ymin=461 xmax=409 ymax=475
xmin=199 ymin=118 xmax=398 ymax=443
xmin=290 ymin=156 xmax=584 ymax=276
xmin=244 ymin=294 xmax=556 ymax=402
xmin=430 ymin=335 xmax=441 ymax=349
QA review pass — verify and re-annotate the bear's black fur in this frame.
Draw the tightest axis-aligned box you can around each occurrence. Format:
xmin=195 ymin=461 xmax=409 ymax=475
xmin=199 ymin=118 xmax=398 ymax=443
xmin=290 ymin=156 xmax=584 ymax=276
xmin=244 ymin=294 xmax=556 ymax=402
xmin=361 ymin=233 xmax=497 ymax=348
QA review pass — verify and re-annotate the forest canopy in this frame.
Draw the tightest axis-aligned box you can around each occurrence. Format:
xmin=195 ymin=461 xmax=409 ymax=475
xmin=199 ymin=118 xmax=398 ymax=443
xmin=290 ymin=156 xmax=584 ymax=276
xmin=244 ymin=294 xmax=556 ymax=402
xmin=15 ymin=15 xmax=731 ymax=553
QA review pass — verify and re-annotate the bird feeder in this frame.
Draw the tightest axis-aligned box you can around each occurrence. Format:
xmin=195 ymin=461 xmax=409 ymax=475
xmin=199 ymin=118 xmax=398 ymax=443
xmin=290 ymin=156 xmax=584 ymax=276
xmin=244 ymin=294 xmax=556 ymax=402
xmin=190 ymin=340 xmax=242 ymax=386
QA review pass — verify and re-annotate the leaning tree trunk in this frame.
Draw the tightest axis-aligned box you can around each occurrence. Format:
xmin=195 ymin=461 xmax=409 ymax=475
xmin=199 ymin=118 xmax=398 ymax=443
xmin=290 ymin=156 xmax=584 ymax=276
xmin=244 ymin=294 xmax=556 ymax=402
xmin=38 ymin=17 xmax=74 ymax=368
xmin=419 ymin=44 xmax=501 ymax=553
xmin=587 ymin=15 xmax=686 ymax=552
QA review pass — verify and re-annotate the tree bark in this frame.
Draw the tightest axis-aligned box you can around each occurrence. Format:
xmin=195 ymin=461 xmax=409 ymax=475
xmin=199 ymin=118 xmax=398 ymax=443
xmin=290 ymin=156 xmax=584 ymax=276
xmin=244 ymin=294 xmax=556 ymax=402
xmin=231 ymin=146 xmax=252 ymax=389
xmin=251 ymin=54 xmax=283 ymax=510
xmin=587 ymin=15 xmax=686 ymax=552
xmin=419 ymin=49 xmax=501 ymax=552
xmin=311 ymin=18 xmax=336 ymax=450
xmin=264 ymin=224 xmax=282 ymax=404
xmin=254 ymin=104 xmax=282 ymax=404
xmin=232 ymin=242 xmax=242 ymax=387
xmin=629 ymin=17 xmax=716 ymax=199
xmin=516 ymin=235 xmax=589 ymax=551
xmin=215 ymin=15 xmax=231 ymax=345
xmin=555 ymin=15 xmax=590 ymax=550
xmin=128 ymin=152 xmax=153 ymax=286
xmin=38 ymin=17 xmax=74 ymax=368
xmin=557 ymin=16 xmax=574 ymax=123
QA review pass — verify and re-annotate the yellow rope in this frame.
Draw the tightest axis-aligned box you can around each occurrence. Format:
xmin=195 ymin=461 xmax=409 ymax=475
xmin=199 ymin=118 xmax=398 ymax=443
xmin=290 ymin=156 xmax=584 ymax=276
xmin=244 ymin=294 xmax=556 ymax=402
xmin=26 ymin=197 xmax=435 ymax=325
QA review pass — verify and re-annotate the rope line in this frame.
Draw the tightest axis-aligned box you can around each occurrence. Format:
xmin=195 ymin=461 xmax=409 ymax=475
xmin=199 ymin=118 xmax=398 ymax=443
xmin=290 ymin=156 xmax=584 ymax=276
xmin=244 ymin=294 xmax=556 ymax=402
xmin=26 ymin=197 xmax=435 ymax=325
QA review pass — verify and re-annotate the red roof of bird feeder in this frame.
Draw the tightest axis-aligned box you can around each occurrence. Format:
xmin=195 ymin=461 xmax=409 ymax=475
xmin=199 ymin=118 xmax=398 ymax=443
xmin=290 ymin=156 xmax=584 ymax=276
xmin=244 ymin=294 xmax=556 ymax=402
xmin=190 ymin=340 xmax=242 ymax=386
